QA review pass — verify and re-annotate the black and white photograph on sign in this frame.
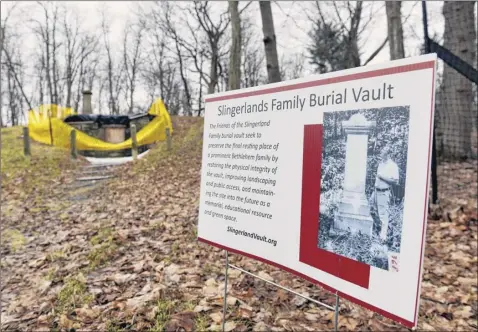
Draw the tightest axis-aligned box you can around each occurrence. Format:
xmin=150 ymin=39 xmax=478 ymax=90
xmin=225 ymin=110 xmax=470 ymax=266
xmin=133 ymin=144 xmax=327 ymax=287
xmin=318 ymin=106 xmax=410 ymax=271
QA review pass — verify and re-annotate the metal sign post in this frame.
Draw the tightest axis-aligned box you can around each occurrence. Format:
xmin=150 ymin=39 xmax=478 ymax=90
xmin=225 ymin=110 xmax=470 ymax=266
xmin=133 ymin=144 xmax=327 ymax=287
xmin=222 ymin=251 xmax=229 ymax=332
xmin=221 ymin=250 xmax=340 ymax=332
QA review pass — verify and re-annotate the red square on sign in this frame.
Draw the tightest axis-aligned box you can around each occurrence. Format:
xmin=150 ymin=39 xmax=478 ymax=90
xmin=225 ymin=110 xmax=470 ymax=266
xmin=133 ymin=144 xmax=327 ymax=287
xmin=299 ymin=124 xmax=371 ymax=289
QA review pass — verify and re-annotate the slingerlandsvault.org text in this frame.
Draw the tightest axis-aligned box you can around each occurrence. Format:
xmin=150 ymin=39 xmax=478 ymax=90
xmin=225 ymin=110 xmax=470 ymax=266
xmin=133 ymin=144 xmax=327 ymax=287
xmin=227 ymin=226 xmax=277 ymax=247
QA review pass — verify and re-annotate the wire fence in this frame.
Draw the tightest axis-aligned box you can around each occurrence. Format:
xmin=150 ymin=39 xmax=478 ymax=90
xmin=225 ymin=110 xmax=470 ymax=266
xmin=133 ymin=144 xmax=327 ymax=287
xmin=423 ymin=1 xmax=478 ymax=207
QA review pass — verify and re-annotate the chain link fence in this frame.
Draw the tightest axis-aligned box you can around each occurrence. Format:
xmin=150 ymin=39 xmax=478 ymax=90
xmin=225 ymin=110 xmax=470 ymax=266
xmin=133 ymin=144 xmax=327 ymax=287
xmin=422 ymin=1 xmax=478 ymax=207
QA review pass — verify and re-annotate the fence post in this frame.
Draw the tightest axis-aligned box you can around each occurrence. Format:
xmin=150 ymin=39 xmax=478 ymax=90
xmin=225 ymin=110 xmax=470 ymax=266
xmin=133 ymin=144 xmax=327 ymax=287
xmin=131 ymin=124 xmax=138 ymax=160
xmin=70 ymin=130 xmax=77 ymax=159
xmin=23 ymin=127 xmax=31 ymax=157
xmin=166 ymin=127 xmax=172 ymax=152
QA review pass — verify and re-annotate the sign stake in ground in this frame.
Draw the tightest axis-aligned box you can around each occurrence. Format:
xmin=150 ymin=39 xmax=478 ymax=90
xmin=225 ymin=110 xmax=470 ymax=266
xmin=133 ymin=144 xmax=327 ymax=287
xmin=198 ymin=54 xmax=437 ymax=329
xmin=131 ymin=124 xmax=138 ymax=160
xmin=70 ymin=130 xmax=77 ymax=159
xmin=222 ymin=251 xmax=229 ymax=332
xmin=23 ymin=127 xmax=31 ymax=157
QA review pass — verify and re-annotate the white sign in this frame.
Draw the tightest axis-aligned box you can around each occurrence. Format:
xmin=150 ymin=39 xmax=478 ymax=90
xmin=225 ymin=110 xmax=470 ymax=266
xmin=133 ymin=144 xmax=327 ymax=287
xmin=198 ymin=54 xmax=437 ymax=328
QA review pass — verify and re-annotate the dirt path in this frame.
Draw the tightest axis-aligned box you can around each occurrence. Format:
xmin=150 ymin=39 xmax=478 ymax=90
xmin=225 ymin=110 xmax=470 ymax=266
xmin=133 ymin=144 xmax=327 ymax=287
xmin=1 ymin=160 xmax=119 ymax=327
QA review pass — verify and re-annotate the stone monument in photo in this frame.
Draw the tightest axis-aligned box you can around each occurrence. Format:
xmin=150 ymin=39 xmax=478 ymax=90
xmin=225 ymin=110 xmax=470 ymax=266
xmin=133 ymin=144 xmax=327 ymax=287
xmin=334 ymin=113 xmax=376 ymax=236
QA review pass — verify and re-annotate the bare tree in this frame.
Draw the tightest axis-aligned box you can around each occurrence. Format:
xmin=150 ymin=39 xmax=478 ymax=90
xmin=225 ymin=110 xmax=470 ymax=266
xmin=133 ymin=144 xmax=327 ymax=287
xmin=31 ymin=2 xmax=64 ymax=105
xmin=1 ymin=4 xmax=33 ymax=125
xmin=101 ymin=7 xmax=123 ymax=114
xmin=218 ymin=58 xmax=229 ymax=92
xmin=51 ymin=4 xmax=61 ymax=105
xmin=385 ymin=1 xmax=405 ymax=60
xmin=31 ymin=3 xmax=52 ymax=105
xmin=157 ymin=2 xmax=194 ymax=115
xmin=228 ymin=1 xmax=241 ymax=90
xmin=196 ymin=50 xmax=206 ymax=115
xmin=142 ymin=35 xmax=182 ymax=114
xmin=188 ymin=1 xmax=230 ymax=94
xmin=438 ymin=1 xmax=477 ymax=160
xmin=307 ymin=1 xmax=388 ymax=73
xmin=123 ymin=19 xmax=145 ymax=114
xmin=5 ymin=53 xmax=26 ymax=126
xmin=241 ymin=17 xmax=266 ymax=88
xmin=62 ymin=12 xmax=98 ymax=108
xmin=259 ymin=1 xmax=281 ymax=83
xmin=31 ymin=50 xmax=46 ymax=107
xmin=139 ymin=4 xmax=183 ymax=115
xmin=280 ymin=53 xmax=305 ymax=81
xmin=63 ymin=11 xmax=98 ymax=107
xmin=0 ymin=4 xmax=20 ymax=126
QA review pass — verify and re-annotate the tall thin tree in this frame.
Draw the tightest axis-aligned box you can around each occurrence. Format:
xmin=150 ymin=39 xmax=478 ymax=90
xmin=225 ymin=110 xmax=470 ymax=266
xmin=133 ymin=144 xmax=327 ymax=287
xmin=259 ymin=1 xmax=281 ymax=83
xmin=439 ymin=1 xmax=477 ymax=159
xmin=228 ymin=1 xmax=241 ymax=90
xmin=385 ymin=1 xmax=405 ymax=60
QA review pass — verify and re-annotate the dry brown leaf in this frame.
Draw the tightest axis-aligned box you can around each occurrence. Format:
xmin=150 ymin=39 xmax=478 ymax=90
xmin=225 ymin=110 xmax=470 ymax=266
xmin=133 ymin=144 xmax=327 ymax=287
xmin=224 ymin=321 xmax=237 ymax=332
xmin=209 ymin=312 xmax=223 ymax=324
xmin=339 ymin=317 xmax=359 ymax=330
xmin=164 ymin=311 xmax=195 ymax=332
xmin=257 ymin=271 xmax=273 ymax=282
xmin=304 ymin=312 xmax=318 ymax=322
xmin=253 ymin=321 xmax=270 ymax=332
xmin=58 ymin=314 xmax=74 ymax=329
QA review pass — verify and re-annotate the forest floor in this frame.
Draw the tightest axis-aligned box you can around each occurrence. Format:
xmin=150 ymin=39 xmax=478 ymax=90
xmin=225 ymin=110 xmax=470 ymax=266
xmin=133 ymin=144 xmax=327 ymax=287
xmin=1 ymin=118 xmax=477 ymax=331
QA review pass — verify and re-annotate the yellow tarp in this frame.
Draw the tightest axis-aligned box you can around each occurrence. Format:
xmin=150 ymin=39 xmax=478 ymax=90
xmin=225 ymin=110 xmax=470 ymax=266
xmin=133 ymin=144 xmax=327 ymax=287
xmin=28 ymin=99 xmax=173 ymax=151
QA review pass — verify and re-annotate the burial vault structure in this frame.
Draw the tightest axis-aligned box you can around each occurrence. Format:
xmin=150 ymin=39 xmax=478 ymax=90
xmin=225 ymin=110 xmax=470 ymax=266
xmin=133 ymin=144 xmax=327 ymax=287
xmin=334 ymin=113 xmax=376 ymax=236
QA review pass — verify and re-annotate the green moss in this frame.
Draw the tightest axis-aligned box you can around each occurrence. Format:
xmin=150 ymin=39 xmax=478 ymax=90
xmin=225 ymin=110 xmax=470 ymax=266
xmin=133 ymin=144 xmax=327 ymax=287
xmin=106 ymin=320 xmax=122 ymax=332
xmin=2 ymin=229 xmax=26 ymax=252
xmin=184 ymin=119 xmax=204 ymax=143
xmin=45 ymin=267 xmax=57 ymax=281
xmin=195 ymin=313 xmax=209 ymax=331
xmin=90 ymin=227 xmax=114 ymax=246
xmin=1 ymin=126 xmax=77 ymax=194
xmin=149 ymin=299 xmax=175 ymax=332
xmin=149 ymin=221 xmax=165 ymax=231
xmin=88 ymin=243 xmax=117 ymax=269
xmin=88 ymin=227 xmax=117 ymax=269
xmin=57 ymin=274 xmax=93 ymax=312
xmin=171 ymin=242 xmax=180 ymax=254
xmin=179 ymin=300 xmax=196 ymax=312
xmin=46 ymin=245 xmax=70 ymax=262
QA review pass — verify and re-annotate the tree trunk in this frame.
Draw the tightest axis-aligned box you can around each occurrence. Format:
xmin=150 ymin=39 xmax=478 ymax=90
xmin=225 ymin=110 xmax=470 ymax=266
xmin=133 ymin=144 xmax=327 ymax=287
xmin=66 ymin=59 xmax=73 ymax=107
xmin=347 ymin=1 xmax=362 ymax=68
xmin=42 ymin=8 xmax=54 ymax=106
xmin=198 ymin=55 xmax=203 ymax=116
xmin=0 ymin=26 xmax=4 ymax=127
xmin=52 ymin=13 xmax=59 ymax=105
xmin=259 ymin=1 xmax=281 ymax=83
xmin=228 ymin=1 xmax=241 ymax=91
xmin=439 ymin=1 xmax=476 ymax=160
xmin=208 ymin=45 xmax=219 ymax=94
xmin=130 ymin=85 xmax=134 ymax=113
xmin=385 ymin=1 xmax=405 ymax=60
xmin=38 ymin=63 xmax=45 ymax=106
xmin=7 ymin=67 xmax=16 ymax=125
xmin=174 ymin=38 xmax=192 ymax=115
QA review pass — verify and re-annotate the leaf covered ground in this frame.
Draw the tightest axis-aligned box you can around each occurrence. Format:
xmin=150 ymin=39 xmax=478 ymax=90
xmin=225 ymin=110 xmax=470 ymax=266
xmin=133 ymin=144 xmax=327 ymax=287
xmin=1 ymin=118 xmax=477 ymax=331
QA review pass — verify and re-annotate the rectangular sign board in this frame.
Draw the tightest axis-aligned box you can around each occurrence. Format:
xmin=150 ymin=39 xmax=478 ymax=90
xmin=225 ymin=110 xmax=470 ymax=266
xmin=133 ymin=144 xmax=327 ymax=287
xmin=198 ymin=54 xmax=437 ymax=328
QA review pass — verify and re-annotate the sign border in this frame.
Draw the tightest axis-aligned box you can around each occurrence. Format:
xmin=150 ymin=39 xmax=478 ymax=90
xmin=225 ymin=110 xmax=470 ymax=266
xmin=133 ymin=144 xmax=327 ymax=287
xmin=199 ymin=57 xmax=436 ymax=328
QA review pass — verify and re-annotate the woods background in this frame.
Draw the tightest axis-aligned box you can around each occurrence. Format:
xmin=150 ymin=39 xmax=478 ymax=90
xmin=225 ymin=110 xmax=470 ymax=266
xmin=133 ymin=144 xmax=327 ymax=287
xmin=0 ymin=1 xmax=477 ymax=162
